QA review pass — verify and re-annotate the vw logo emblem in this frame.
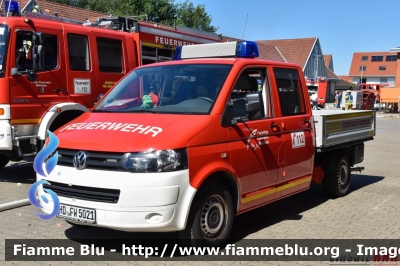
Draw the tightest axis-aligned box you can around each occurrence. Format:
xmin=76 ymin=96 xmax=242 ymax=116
xmin=73 ymin=151 xmax=87 ymax=170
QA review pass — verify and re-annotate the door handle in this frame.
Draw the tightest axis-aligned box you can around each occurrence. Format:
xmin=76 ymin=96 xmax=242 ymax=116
xmin=53 ymin=88 xmax=67 ymax=94
xmin=270 ymin=122 xmax=280 ymax=132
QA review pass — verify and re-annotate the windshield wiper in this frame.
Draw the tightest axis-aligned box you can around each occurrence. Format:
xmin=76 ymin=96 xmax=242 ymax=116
xmin=92 ymin=109 xmax=113 ymax=113
xmin=120 ymin=109 xmax=158 ymax=113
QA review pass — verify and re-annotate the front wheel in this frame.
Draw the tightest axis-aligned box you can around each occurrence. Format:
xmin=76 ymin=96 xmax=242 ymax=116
xmin=178 ymin=182 xmax=234 ymax=247
xmin=323 ymin=153 xmax=351 ymax=198
xmin=0 ymin=154 xmax=10 ymax=169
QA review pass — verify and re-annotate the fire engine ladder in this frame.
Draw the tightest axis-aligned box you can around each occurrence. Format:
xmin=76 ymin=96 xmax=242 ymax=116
xmin=25 ymin=11 xmax=85 ymax=26
xmin=24 ymin=12 xmax=223 ymax=41
xmin=95 ymin=16 xmax=223 ymax=41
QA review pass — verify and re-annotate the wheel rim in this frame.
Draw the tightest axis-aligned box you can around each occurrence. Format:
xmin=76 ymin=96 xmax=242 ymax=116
xmin=200 ymin=194 xmax=227 ymax=238
xmin=336 ymin=159 xmax=349 ymax=189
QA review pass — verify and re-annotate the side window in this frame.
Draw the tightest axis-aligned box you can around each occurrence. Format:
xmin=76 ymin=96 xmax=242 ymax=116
xmin=16 ymin=31 xmax=33 ymax=71
xmin=273 ymin=68 xmax=306 ymax=116
xmin=96 ymin=37 xmax=123 ymax=73
xmin=43 ymin=35 xmax=58 ymax=70
xmin=68 ymin=34 xmax=90 ymax=71
xmin=225 ymin=68 xmax=269 ymax=123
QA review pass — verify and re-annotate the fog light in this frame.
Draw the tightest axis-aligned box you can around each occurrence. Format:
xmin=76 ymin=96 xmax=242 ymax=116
xmin=145 ymin=213 xmax=163 ymax=224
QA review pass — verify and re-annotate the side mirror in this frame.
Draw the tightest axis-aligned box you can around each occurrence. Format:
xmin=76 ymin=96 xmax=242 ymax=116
xmin=27 ymin=71 xmax=38 ymax=82
xmin=34 ymin=45 xmax=44 ymax=71
xmin=32 ymin=32 xmax=45 ymax=45
xmin=245 ymin=92 xmax=264 ymax=120
xmin=31 ymin=32 xmax=45 ymax=71
xmin=11 ymin=68 xmax=20 ymax=76
xmin=94 ymin=94 xmax=104 ymax=105
xmin=221 ymin=92 xmax=265 ymax=126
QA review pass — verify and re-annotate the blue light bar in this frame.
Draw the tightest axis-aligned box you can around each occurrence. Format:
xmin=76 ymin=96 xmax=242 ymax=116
xmin=174 ymin=41 xmax=259 ymax=60
xmin=236 ymin=41 xmax=259 ymax=58
xmin=174 ymin=46 xmax=182 ymax=60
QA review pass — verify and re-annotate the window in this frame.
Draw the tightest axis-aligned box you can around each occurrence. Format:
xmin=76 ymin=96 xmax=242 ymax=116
xmin=43 ymin=35 xmax=58 ymax=70
xmin=97 ymin=37 xmax=123 ymax=73
xmin=371 ymin=56 xmax=383 ymax=62
xmin=225 ymin=68 xmax=269 ymax=121
xmin=380 ymin=78 xmax=387 ymax=83
xmin=361 ymin=56 xmax=368 ymax=61
xmin=273 ymin=68 xmax=306 ymax=116
xmin=15 ymin=31 xmax=33 ymax=71
xmin=68 ymin=34 xmax=90 ymax=71
xmin=386 ymin=55 xmax=397 ymax=61
xmin=94 ymin=64 xmax=232 ymax=115
xmin=359 ymin=65 xmax=366 ymax=71
xmin=16 ymin=31 xmax=58 ymax=71
xmin=379 ymin=66 xmax=386 ymax=71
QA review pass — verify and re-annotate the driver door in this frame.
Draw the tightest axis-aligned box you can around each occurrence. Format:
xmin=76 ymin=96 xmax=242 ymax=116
xmin=9 ymin=26 xmax=68 ymax=127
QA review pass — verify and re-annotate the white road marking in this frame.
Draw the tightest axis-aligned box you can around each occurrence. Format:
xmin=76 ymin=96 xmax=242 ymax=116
xmin=369 ymin=195 xmax=393 ymax=213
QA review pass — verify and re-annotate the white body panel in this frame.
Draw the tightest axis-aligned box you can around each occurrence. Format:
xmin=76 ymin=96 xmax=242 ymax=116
xmin=312 ymin=109 xmax=376 ymax=148
xmin=38 ymin=166 xmax=196 ymax=232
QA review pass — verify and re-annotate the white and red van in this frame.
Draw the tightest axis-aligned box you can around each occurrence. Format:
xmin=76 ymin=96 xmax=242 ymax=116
xmin=36 ymin=41 xmax=374 ymax=247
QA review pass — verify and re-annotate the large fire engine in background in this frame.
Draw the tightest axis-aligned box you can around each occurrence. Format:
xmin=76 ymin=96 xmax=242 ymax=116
xmin=305 ymin=76 xmax=328 ymax=109
xmin=0 ymin=6 xmax=221 ymax=169
xmin=355 ymin=83 xmax=393 ymax=111
xmin=0 ymin=5 xmax=222 ymax=169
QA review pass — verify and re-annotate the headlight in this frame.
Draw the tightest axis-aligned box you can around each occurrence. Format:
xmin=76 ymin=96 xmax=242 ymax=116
xmin=123 ymin=149 xmax=187 ymax=172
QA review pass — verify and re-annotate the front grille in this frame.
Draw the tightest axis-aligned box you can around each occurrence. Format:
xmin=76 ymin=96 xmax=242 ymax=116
xmin=57 ymin=149 xmax=129 ymax=171
xmin=43 ymin=180 xmax=120 ymax=203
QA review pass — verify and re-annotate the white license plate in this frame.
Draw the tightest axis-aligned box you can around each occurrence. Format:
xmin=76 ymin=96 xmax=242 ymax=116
xmin=57 ymin=204 xmax=96 ymax=224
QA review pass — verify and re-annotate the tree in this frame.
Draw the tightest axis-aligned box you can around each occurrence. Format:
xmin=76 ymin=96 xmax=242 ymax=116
xmin=175 ymin=0 xmax=218 ymax=32
xmin=43 ymin=0 xmax=218 ymax=33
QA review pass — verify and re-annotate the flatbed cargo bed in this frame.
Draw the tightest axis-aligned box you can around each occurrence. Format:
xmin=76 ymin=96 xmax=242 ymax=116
xmin=312 ymin=110 xmax=376 ymax=151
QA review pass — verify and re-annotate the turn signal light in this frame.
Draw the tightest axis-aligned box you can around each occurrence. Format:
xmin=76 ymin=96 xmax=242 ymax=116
xmin=0 ymin=108 xmax=4 ymax=115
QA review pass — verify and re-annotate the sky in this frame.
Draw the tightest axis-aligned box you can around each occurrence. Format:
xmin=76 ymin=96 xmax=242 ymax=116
xmin=176 ymin=0 xmax=400 ymax=76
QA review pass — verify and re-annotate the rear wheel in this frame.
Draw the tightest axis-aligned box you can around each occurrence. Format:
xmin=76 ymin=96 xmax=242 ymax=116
xmin=323 ymin=153 xmax=351 ymax=198
xmin=178 ymin=182 xmax=234 ymax=247
xmin=0 ymin=154 xmax=10 ymax=169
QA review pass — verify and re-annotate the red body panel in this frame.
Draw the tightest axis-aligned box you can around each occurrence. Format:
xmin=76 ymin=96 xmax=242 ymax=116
xmin=52 ymin=56 xmax=315 ymax=214
xmin=56 ymin=113 xmax=214 ymax=152
xmin=0 ymin=78 xmax=10 ymax=104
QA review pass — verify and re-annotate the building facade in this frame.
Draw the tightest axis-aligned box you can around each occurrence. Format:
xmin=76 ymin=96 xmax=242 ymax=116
xmin=348 ymin=51 xmax=397 ymax=87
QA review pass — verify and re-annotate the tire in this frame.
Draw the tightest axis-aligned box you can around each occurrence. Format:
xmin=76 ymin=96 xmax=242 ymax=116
xmin=178 ymin=182 xmax=234 ymax=247
xmin=0 ymin=154 xmax=10 ymax=169
xmin=323 ymin=153 xmax=351 ymax=198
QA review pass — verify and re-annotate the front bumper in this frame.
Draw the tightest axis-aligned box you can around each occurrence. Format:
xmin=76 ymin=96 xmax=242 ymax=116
xmin=37 ymin=166 xmax=196 ymax=232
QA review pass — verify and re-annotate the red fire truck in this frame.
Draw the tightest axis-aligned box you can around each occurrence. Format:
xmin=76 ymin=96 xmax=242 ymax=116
xmin=0 ymin=11 xmax=222 ymax=169
xmin=37 ymin=42 xmax=375 ymax=247
xmin=306 ymin=76 xmax=328 ymax=109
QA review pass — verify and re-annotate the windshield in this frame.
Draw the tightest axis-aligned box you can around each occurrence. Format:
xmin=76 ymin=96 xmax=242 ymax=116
xmin=93 ymin=64 xmax=232 ymax=114
xmin=0 ymin=24 xmax=9 ymax=77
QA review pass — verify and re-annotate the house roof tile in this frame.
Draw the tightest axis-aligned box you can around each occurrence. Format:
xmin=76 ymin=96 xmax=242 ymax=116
xmin=1 ymin=0 xmax=108 ymax=21
xmin=256 ymin=43 xmax=286 ymax=62
xmin=337 ymin=75 xmax=353 ymax=83
xmin=324 ymin=54 xmax=334 ymax=72
xmin=256 ymin=37 xmax=317 ymax=68
xmin=32 ymin=0 xmax=108 ymax=22
xmin=326 ymin=66 xmax=338 ymax=79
